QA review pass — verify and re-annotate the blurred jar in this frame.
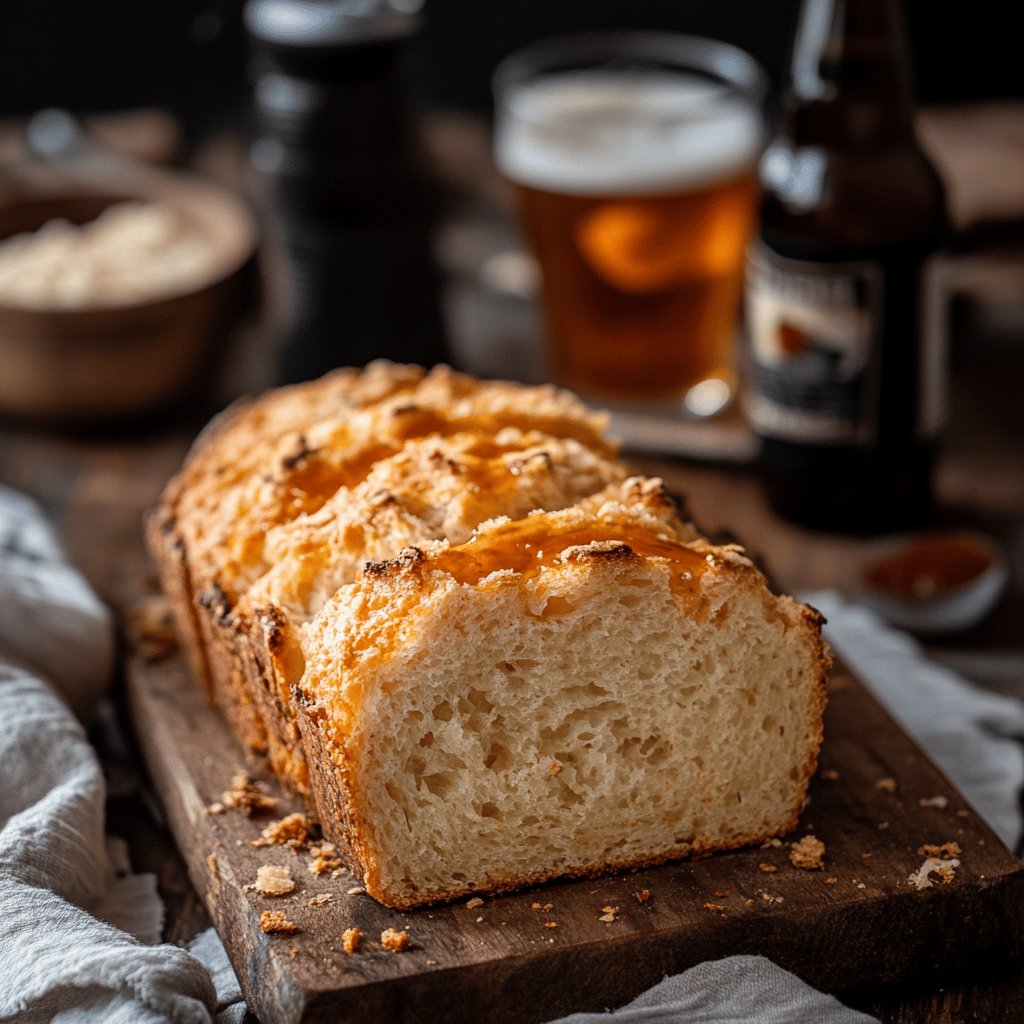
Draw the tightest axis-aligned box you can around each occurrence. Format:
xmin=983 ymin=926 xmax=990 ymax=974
xmin=494 ymin=32 xmax=766 ymax=417
xmin=246 ymin=0 xmax=449 ymax=383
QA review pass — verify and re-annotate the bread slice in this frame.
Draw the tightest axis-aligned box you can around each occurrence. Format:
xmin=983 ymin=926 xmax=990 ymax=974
xmin=296 ymin=501 xmax=830 ymax=909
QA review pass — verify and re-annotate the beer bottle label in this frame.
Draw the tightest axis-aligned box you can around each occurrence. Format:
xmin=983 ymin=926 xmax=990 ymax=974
xmin=744 ymin=242 xmax=884 ymax=445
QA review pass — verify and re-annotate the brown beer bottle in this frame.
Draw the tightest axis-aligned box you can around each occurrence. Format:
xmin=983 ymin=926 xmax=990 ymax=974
xmin=744 ymin=0 xmax=948 ymax=532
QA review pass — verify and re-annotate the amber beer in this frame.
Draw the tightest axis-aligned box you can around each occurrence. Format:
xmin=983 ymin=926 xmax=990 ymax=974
xmin=495 ymin=38 xmax=765 ymax=415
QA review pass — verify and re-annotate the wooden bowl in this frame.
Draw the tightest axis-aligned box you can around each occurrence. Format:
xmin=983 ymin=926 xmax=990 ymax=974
xmin=0 ymin=164 xmax=258 ymax=423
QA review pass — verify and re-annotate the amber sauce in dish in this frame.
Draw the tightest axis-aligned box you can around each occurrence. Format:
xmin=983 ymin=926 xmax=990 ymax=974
xmin=863 ymin=533 xmax=994 ymax=600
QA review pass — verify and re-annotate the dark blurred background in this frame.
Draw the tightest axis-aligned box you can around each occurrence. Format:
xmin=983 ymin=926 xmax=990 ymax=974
xmin=1 ymin=0 xmax=1018 ymax=133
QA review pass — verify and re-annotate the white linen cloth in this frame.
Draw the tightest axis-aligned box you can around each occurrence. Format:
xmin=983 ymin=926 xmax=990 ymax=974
xmin=0 ymin=485 xmax=215 ymax=1023
xmin=1 ymin=482 xmax=1020 ymax=1023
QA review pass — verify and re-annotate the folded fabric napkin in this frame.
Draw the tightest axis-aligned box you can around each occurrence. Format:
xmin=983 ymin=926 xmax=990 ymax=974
xmin=2 ymin=484 xmax=1021 ymax=1023
xmin=0 ymin=486 xmax=215 ymax=1024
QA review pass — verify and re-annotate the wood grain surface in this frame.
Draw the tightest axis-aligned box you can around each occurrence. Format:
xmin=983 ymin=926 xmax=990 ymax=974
xmin=126 ymin=638 xmax=1024 ymax=1024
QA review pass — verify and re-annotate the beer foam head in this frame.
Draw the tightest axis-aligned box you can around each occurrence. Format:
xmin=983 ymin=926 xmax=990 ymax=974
xmin=496 ymin=71 xmax=762 ymax=197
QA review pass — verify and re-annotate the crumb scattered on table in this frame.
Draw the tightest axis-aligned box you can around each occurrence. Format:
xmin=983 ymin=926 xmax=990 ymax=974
xmin=789 ymin=835 xmax=826 ymax=870
xmin=634 ymin=889 xmax=651 ymax=904
xmin=599 ymin=905 xmax=619 ymax=922
xmin=342 ymin=927 xmax=362 ymax=953
xmin=466 ymin=897 xmax=484 ymax=910
xmin=543 ymin=921 xmax=558 ymax=929
xmin=909 ymin=857 xmax=960 ymax=890
xmin=919 ymin=841 xmax=961 ymax=858
xmin=347 ymin=886 xmax=367 ymax=895
xmin=381 ymin=928 xmax=409 ymax=951
xmin=919 ymin=795 xmax=949 ymax=809
xmin=252 ymin=812 xmax=313 ymax=849
xmin=759 ymin=863 xmax=778 ymax=874
xmin=309 ymin=842 xmax=344 ymax=876
xmin=255 ymin=864 xmax=295 ymax=897
xmin=308 ymin=893 xmax=333 ymax=907
xmin=126 ymin=595 xmax=178 ymax=661
xmin=703 ymin=902 xmax=726 ymax=913
xmin=222 ymin=772 xmax=278 ymax=817
xmin=820 ymin=769 xmax=840 ymax=782
xmin=825 ymin=876 xmax=838 ymax=885
xmin=875 ymin=777 xmax=897 ymax=794
xmin=259 ymin=910 xmax=298 ymax=935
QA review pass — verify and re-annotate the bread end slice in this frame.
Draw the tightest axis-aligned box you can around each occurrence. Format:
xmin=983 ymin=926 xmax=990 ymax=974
xmin=298 ymin=504 xmax=830 ymax=908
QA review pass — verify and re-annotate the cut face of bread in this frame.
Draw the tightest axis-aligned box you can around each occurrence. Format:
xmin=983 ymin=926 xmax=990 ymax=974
xmin=298 ymin=505 xmax=829 ymax=909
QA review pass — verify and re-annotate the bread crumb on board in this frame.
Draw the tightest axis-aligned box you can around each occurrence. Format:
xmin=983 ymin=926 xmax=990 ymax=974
xmin=909 ymin=857 xmax=960 ymax=890
xmin=875 ymin=777 xmax=897 ymax=794
xmin=255 ymin=864 xmax=295 ymax=897
xmin=259 ymin=910 xmax=299 ymax=935
xmin=309 ymin=842 xmax=344 ymax=876
xmin=466 ymin=897 xmax=485 ymax=910
xmin=125 ymin=595 xmax=179 ymax=661
xmin=789 ymin=835 xmax=826 ymax=870
xmin=919 ymin=841 xmax=962 ymax=858
xmin=759 ymin=863 xmax=779 ymax=874
xmin=308 ymin=893 xmax=333 ymax=907
xmin=919 ymin=795 xmax=949 ymax=809
xmin=381 ymin=927 xmax=410 ymax=952
xmin=342 ymin=927 xmax=362 ymax=953
xmin=222 ymin=772 xmax=278 ymax=817
xmin=252 ymin=812 xmax=314 ymax=849
xmin=820 ymin=769 xmax=840 ymax=782
xmin=703 ymin=902 xmax=726 ymax=913
xmin=599 ymin=905 xmax=619 ymax=922
xmin=634 ymin=889 xmax=651 ymax=904
xmin=347 ymin=886 xmax=367 ymax=895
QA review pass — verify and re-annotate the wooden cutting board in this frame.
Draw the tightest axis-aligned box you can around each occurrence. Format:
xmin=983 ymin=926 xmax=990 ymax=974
xmin=125 ymin=643 xmax=1024 ymax=1024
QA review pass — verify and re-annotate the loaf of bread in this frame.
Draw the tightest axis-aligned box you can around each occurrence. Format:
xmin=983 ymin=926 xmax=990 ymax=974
xmin=150 ymin=362 xmax=830 ymax=908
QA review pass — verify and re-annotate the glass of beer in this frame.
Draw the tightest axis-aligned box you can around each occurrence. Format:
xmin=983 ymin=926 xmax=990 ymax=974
xmin=494 ymin=33 xmax=766 ymax=417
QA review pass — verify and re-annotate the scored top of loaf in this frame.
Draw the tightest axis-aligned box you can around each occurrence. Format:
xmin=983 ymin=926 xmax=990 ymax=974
xmin=162 ymin=363 xmax=616 ymax=605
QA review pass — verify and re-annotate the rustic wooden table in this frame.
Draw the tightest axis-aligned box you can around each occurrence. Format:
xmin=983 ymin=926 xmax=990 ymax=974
xmin=1 ymin=113 xmax=1022 ymax=1022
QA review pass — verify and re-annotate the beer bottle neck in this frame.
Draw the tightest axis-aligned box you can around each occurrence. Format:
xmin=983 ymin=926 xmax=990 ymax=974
xmin=788 ymin=0 xmax=918 ymax=147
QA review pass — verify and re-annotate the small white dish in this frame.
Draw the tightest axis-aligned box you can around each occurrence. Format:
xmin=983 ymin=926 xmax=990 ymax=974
xmin=857 ymin=530 xmax=1009 ymax=635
